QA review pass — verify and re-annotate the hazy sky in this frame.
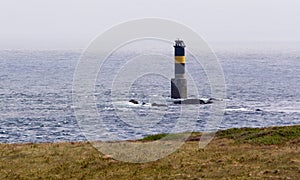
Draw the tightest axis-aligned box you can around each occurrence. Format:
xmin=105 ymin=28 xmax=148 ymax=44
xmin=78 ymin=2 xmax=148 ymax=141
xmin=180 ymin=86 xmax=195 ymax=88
xmin=0 ymin=0 xmax=299 ymax=49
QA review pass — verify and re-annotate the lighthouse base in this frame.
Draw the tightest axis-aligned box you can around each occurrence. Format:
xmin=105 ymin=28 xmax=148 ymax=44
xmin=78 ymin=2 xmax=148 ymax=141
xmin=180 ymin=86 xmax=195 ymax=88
xmin=171 ymin=78 xmax=187 ymax=99
xmin=173 ymin=98 xmax=213 ymax=105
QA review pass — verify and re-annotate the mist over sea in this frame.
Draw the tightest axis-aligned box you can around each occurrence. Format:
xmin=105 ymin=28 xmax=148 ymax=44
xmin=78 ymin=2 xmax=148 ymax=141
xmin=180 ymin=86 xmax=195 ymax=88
xmin=0 ymin=42 xmax=299 ymax=143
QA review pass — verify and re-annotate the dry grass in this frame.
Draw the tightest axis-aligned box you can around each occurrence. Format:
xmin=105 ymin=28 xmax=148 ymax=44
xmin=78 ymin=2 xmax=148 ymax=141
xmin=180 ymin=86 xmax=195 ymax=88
xmin=0 ymin=125 xmax=299 ymax=179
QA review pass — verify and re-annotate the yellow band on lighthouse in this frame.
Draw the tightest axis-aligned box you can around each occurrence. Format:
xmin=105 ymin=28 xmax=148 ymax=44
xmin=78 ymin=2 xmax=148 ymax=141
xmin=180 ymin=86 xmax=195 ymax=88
xmin=175 ymin=56 xmax=185 ymax=64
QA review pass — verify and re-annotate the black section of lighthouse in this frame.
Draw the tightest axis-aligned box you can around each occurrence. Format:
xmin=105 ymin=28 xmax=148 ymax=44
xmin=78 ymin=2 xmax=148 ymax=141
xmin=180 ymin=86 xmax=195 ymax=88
xmin=171 ymin=39 xmax=187 ymax=99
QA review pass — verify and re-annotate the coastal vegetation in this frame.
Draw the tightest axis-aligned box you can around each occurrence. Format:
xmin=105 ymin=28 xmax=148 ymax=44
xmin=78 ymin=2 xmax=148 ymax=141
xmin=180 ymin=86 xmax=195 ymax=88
xmin=1 ymin=125 xmax=299 ymax=179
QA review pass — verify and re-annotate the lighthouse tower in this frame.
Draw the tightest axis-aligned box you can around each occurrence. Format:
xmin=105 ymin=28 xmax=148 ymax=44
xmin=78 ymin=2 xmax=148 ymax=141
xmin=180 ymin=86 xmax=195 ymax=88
xmin=171 ymin=39 xmax=187 ymax=99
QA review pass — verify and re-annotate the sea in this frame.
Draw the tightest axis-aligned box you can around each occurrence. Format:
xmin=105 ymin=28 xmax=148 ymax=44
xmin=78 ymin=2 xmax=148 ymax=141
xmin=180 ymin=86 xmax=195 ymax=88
xmin=0 ymin=42 xmax=299 ymax=143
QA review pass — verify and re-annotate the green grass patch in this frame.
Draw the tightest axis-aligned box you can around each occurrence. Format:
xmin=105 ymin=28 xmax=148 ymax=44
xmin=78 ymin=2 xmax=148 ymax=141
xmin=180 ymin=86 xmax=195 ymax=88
xmin=141 ymin=132 xmax=194 ymax=141
xmin=141 ymin=125 xmax=300 ymax=145
xmin=141 ymin=133 xmax=168 ymax=141
xmin=140 ymin=125 xmax=300 ymax=145
xmin=216 ymin=125 xmax=300 ymax=145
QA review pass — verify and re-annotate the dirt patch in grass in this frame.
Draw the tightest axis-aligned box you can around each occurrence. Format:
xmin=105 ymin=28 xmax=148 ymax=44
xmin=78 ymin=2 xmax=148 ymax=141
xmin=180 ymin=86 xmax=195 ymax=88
xmin=0 ymin=125 xmax=299 ymax=179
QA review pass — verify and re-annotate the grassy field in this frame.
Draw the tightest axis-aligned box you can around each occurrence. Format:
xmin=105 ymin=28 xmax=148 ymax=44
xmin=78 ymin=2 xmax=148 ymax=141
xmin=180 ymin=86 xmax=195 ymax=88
xmin=0 ymin=125 xmax=299 ymax=179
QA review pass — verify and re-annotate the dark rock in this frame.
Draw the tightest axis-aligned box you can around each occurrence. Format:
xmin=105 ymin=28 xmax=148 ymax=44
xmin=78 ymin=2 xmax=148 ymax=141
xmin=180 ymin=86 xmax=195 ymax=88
xmin=129 ymin=99 xmax=139 ymax=104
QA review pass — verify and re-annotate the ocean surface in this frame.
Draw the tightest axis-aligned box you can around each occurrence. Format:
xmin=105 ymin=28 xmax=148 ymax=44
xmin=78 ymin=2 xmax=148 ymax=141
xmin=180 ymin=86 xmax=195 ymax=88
xmin=0 ymin=43 xmax=299 ymax=143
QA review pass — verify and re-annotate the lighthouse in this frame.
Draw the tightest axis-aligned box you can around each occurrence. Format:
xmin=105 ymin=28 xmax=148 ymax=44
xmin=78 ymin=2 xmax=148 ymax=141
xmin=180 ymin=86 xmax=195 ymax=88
xmin=126 ymin=39 xmax=213 ymax=105
xmin=171 ymin=39 xmax=187 ymax=99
